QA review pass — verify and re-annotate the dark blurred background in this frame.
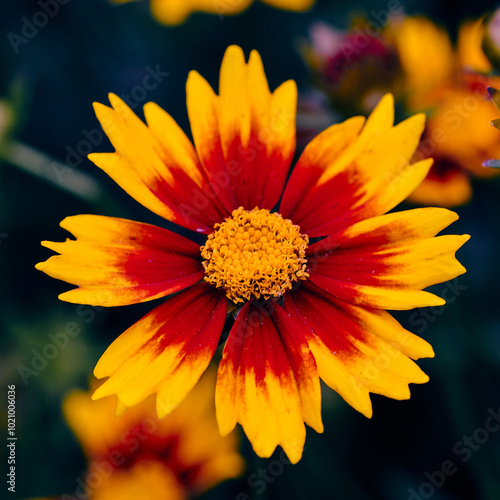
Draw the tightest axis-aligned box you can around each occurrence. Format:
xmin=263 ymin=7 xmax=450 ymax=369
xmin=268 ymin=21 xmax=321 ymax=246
xmin=1 ymin=0 xmax=500 ymax=499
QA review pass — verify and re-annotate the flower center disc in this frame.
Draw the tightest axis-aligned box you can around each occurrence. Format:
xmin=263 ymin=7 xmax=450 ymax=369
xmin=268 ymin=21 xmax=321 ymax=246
xmin=201 ymin=207 xmax=309 ymax=304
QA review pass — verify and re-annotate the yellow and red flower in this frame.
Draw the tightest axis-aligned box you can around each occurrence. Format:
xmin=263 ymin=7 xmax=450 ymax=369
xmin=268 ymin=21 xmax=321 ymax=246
xmin=390 ymin=16 xmax=500 ymax=206
xmin=37 ymin=46 xmax=469 ymax=463
xmin=113 ymin=0 xmax=315 ymax=25
xmin=59 ymin=370 xmax=243 ymax=499
xmin=304 ymin=16 xmax=500 ymax=207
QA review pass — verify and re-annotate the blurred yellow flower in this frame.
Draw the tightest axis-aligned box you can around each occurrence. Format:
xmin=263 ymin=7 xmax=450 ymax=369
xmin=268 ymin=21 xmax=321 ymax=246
xmin=388 ymin=17 xmax=454 ymax=109
xmin=458 ymin=19 xmax=492 ymax=73
xmin=61 ymin=370 xmax=243 ymax=500
xmin=113 ymin=0 xmax=315 ymax=25
xmin=303 ymin=15 xmax=500 ymax=207
xmin=391 ymin=17 xmax=500 ymax=207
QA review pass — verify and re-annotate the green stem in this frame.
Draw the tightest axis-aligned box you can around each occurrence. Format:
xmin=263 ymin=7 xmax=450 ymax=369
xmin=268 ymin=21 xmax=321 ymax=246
xmin=3 ymin=140 xmax=103 ymax=204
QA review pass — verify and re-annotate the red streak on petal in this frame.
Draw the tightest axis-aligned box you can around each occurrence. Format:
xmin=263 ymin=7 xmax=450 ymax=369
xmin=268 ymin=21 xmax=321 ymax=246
xmin=102 ymin=424 xmax=204 ymax=490
xmin=286 ymin=283 xmax=368 ymax=360
xmin=138 ymin=284 xmax=227 ymax=356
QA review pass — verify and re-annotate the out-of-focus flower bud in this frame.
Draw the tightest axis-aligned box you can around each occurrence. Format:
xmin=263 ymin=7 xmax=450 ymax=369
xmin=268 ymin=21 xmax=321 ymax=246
xmin=303 ymin=22 xmax=402 ymax=116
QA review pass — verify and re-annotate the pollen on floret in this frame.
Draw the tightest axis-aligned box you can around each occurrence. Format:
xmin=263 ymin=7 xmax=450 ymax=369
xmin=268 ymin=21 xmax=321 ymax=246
xmin=201 ymin=207 xmax=309 ymax=303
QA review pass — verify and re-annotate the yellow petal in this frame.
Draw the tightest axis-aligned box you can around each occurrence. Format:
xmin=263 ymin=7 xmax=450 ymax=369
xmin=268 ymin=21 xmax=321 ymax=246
xmin=150 ymin=0 xmax=253 ymax=25
xmin=187 ymin=46 xmax=296 ymax=210
xmin=389 ymin=16 xmax=454 ymax=107
xmin=216 ymin=302 xmax=322 ymax=464
xmin=285 ymin=285 xmax=435 ymax=418
xmin=92 ymin=285 xmax=226 ymax=410
xmin=263 ymin=0 xmax=315 ymax=10
xmin=91 ymin=461 xmax=184 ymax=500
xmin=35 ymin=215 xmax=203 ymax=306
xmin=458 ymin=19 xmax=492 ymax=73
xmin=90 ymin=94 xmax=220 ymax=232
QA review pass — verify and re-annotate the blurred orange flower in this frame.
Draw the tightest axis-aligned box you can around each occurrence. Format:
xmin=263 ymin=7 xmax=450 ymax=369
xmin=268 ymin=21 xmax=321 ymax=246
xmin=304 ymin=16 xmax=500 ymax=207
xmin=389 ymin=16 xmax=500 ymax=206
xmin=60 ymin=370 xmax=243 ymax=500
xmin=113 ymin=0 xmax=315 ymax=25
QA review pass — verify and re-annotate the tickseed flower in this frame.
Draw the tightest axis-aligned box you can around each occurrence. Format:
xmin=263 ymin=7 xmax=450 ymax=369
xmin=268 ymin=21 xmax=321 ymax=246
xmin=113 ymin=0 xmax=315 ymax=25
xmin=36 ymin=45 xmax=469 ymax=463
xmin=56 ymin=371 xmax=243 ymax=499
xmin=390 ymin=16 xmax=500 ymax=207
xmin=302 ymin=16 xmax=500 ymax=207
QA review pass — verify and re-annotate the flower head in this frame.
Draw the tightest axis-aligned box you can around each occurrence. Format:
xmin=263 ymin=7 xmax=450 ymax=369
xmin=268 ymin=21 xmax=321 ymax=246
xmin=58 ymin=370 xmax=243 ymax=499
xmin=393 ymin=18 xmax=500 ymax=206
xmin=304 ymin=16 xmax=500 ymax=207
xmin=37 ymin=45 xmax=469 ymax=463
xmin=303 ymin=22 xmax=402 ymax=115
xmin=201 ymin=206 xmax=309 ymax=303
xmin=113 ymin=0 xmax=315 ymax=25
